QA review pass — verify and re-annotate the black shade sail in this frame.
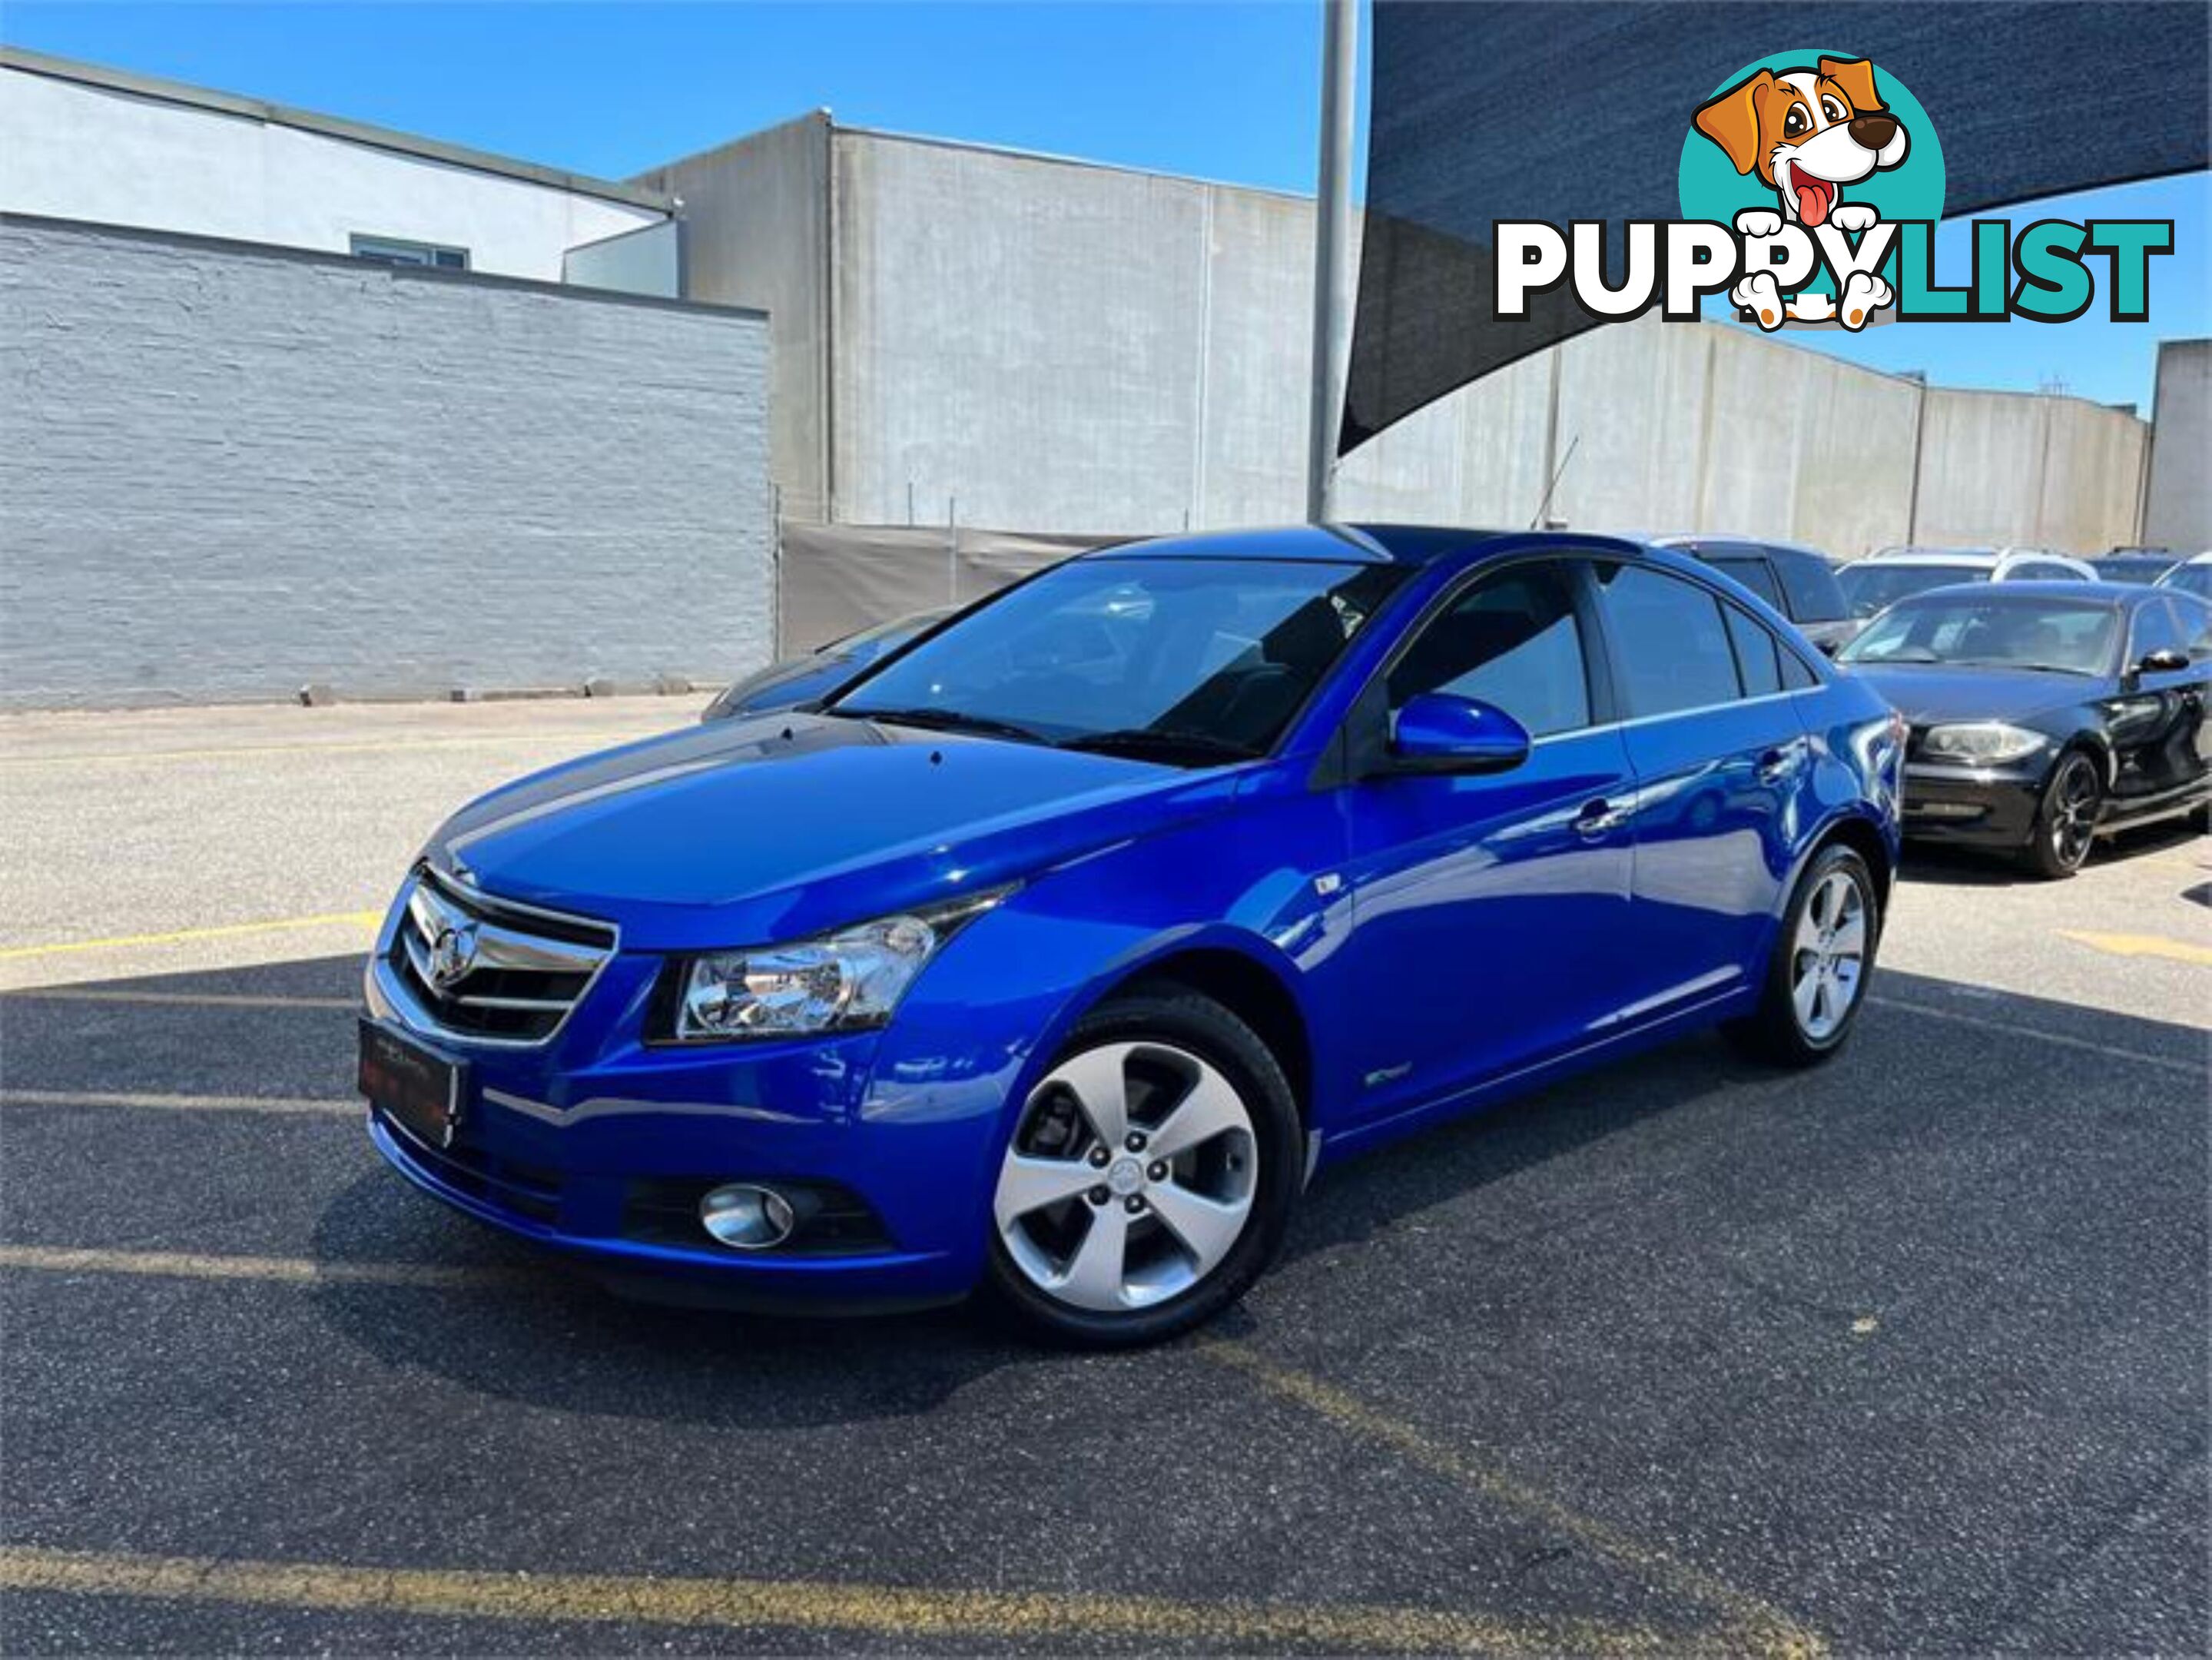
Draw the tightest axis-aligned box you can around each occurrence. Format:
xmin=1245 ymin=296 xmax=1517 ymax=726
xmin=1344 ymin=1 xmax=2210 ymax=453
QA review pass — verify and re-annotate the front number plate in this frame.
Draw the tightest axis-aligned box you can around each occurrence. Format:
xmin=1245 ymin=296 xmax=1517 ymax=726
xmin=358 ymin=1019 xmax=464 ymax=1148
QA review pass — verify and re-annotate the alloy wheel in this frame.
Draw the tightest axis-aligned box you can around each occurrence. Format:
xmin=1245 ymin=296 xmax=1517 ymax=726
xmin=993 ymin=1041 xmax=1259 ymax=1313
xmin=2048 ymin=756 xmax=2099 ymax=871
xmin=1790 ymin=869 xmax=1868 ymax=1041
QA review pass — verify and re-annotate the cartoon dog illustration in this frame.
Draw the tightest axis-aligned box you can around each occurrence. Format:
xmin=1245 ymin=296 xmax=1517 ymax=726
xmin=1695 ymin=57 xmax=1909 ymax=328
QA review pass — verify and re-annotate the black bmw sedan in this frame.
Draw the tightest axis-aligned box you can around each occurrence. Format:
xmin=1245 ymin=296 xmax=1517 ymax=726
xmin=1838 ymin=583 xmax=2210 ymax=877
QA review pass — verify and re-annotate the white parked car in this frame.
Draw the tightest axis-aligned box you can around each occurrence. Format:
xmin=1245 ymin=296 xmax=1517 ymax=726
xmin=1837 ymin=546 xmax=2098 ymax=618
xmin=2156 ymin=551 xmax=2212 ymax=603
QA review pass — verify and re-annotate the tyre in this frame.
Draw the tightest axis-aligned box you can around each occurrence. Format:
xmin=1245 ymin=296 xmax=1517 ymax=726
xmin=1727 ymin=842 xmax=1881 ymax=1067
xmin=2019 ymin=749 xmax=2101 ymax=879
xmin=983 ymin=986 xmax=1301 ymax=1347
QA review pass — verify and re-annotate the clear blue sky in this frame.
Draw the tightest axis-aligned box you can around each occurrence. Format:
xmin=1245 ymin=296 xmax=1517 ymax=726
xmin=6 ymin=2 xmax=2202 ymax=413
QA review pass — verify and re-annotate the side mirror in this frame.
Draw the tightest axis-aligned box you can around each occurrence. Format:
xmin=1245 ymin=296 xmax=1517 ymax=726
xmin=1383 ymin=693 xmax=1532 ymax=776
xmin=2137 ymin=647 xmax=2190 ymax=675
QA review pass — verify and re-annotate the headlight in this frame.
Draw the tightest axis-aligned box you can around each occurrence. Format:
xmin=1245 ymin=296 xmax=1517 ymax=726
xmin=1919 ymin=722 xmax=2048 ymax=765
xmin=668 ymin=888 xmax=1010 ymax=1042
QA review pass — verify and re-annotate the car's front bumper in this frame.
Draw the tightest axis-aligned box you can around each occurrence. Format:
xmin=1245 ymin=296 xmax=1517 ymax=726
xmin=1899 ymin=759 xmax=2047 ymax=848
xmin=361 ymin=912 xmax=1018 ymax=1311
xmin=366 ymin=1108 xmax=967 ymax=1313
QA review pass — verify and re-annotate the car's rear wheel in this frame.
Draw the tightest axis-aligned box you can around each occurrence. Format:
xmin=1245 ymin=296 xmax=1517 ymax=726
xmin=1728 ymin=842 xmax=1881 ymax=1067
xmin=2021 ymin=749 xmax=2101 ymax=879
xmin=984 ymin=987 xmax=1300 ymax=1347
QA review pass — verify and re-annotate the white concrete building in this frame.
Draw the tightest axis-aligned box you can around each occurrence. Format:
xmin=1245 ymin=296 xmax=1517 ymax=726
xmin=1 ymin=49 xmax=768 ymax=709
xmin=0 ymin=47 xmax=680 ymax=293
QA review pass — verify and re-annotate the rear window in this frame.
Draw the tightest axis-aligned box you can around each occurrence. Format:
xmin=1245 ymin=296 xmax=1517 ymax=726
xmin=1773 ymin=550 xmax=1850 ymax=622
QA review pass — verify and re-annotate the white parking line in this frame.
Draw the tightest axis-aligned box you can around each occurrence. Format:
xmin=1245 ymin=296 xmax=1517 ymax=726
xmin=1866 ymin=995 xmax=2204 ymax=1075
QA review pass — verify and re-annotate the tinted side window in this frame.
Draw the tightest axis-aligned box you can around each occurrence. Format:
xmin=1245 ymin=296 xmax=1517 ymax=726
xmin=1780 ymin=650 xmax=1819 ymax=690
xmin=2171 ymin=593 xmax=2212 ymax=659
xmin=1773 ymin=550 xmax=1851 ymax=622
xmin=1594 ymin=565 xmax=1742 ymax=716
xmin=1723 ymin=603 xmax=1783 ymax=696
xmin=1704 ymin=555 xmax=1782 ymax=609
xmin=2131 ymin=598 xmax=2190 ymax=662
xmin=1388 ymin=563 xmax=1591 ymax=736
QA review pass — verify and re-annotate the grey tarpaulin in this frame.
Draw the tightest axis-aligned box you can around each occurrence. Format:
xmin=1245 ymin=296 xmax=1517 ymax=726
xmin=777 ymin=523 xmax=1123 ymax=656
xmin=1345 ymin=1 xmax=2210 ymax=453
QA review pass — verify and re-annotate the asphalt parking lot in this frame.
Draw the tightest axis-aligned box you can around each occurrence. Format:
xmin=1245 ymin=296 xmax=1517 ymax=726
xmin=2 ymin=697 xmax=2206 ymax=1655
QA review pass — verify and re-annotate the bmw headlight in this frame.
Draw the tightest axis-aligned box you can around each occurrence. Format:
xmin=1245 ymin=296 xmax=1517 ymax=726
xmin=1919 ymin=722 xmax=2048 ymax=765
xmin=668 ymin=888 xmax=1010 ymax=1042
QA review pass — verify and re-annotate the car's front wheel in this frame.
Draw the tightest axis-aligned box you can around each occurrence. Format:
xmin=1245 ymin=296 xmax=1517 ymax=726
xmin=2020 ymin=749 xmax=2101 ymax=878
xmin=984 ymin=986 xmax=1301 ymax=1347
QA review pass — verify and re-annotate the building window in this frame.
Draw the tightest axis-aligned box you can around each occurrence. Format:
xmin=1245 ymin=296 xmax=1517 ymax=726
xmin=349 ymin=234 xmax=469 ymax=271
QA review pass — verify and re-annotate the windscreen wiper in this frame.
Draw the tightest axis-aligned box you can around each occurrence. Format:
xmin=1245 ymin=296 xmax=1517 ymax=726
xmin=1950 ymin=659 xmax=2091 ymax=676
xmin=836 ymin=705 xmax=1048 ymax=744
xmin=1060 ymin=727 xmax=1262 ymax=765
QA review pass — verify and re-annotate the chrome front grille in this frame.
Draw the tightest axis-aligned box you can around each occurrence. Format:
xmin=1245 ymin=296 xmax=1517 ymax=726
xmin=388 ymin=867 xmax=616 ymax=1044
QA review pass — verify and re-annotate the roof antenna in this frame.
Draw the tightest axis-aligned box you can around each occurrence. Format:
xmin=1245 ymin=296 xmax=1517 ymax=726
xmin=1530 ymin=433 xmax=1578 ymax=530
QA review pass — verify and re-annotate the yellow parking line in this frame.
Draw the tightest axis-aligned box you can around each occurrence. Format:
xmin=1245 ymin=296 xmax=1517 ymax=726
xmin=0 ymin=1089 xmax=358 ymax=1117
xmin=0 ymin=911 xmax=382 ymax=961
xmin=1200 ymin=1340 xmax=1824 ymax=1659
xmin=0 ymin=1245 xmax=522 ymax=1291
xmin=0 ymin=1544 xmax=1666 ymax=1655
xmin=2056 ymin=929 xmax=2212 ymax=968
xmin=2 ymin=1247 xmax=1773 ymax=1654
xmin=0 ymin=988 xmax=359 ymax=1011
xmin=0 ymin=730 xmax=666 ymax=766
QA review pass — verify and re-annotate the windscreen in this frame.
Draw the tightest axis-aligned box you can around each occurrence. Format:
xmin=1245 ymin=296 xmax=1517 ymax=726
xmin=834 ymin=557 xmax=1404 ymax=762
xmin=1839 ymin=593 xmax=2121 ymax=677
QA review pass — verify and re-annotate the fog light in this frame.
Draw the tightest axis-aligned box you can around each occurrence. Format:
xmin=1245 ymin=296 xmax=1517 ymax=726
xmin=699 ymin=1184 xmax=796 ymax=1250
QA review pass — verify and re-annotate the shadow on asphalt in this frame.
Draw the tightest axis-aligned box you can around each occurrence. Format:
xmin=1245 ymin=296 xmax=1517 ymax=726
xmin=1898 ymin=815 xmax=2204 ymax=888
xmin=8 ymin=944 xmax=2205 ymax=1437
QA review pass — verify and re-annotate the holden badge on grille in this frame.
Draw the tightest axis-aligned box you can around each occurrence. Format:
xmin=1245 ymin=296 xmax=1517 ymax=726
xmin=428 ymin=923 xmax=480 ymax=990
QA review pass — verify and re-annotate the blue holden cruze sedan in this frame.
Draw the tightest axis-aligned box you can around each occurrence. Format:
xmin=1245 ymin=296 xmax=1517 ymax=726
xmin=360 ymin=526 xmax=1903 ymax=1345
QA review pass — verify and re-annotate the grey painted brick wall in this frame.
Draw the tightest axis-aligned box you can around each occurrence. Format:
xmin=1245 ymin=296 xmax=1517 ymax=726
xmin=1 ymin=215 xmax=771 ymax=708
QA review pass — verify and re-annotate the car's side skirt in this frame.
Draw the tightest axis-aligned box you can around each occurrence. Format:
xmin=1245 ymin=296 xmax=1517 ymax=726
xmin=1313 ymin=982 xmax=1756 ymax=1169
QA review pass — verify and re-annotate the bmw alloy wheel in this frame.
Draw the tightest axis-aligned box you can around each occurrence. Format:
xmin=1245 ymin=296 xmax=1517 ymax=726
xmin=993 ymin=1041 xmax=1259 ymax=1313
xmin=1789 ymin=868 xmax=1867 ymax=1041
xmin=2048 ymin=754 xmax=2099 ymax=872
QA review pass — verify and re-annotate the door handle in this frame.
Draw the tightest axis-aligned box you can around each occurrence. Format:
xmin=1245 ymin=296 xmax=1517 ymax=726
xmin=1574 ymin=798 xmax=1628 ymax=839
xmin=1756 ymin=743 xmax=1799 ymax=783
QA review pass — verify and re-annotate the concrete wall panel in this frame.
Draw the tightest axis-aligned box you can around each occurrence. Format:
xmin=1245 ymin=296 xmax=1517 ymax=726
xmin=2036 ymin=400 xmax=2149 ymax=553
xmin=636 ymin=115 xmax=833 ymax=523
xmin=1905 ymin=390 xmax=2147 ymax=552
xmin=1192 ymin=185 xmax=1314 ymax=527
xmin=2144 ymin=339 xmax=2210 ymax=551
xmin=834 ymin=134 xmax=1210 ymax=533
xmin=1552 ymin=322 xmax=1712 ymax=532
xmin=0 ymin=217 xmax=771 ymax=708
xmin=1780 ymin=351 xmax=1921 ymax=559
xmin=659 ymin=124 xmax=2150 ymax=558
xmin=1911 ymin=391 xmax=2049 ymax=548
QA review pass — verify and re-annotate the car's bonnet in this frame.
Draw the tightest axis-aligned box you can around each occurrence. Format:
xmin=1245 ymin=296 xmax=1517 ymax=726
xmin=425 ymin=712 xmax=1236 ymax=950
xmin=1846 ymin=663 xmax=2094 ymax=729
